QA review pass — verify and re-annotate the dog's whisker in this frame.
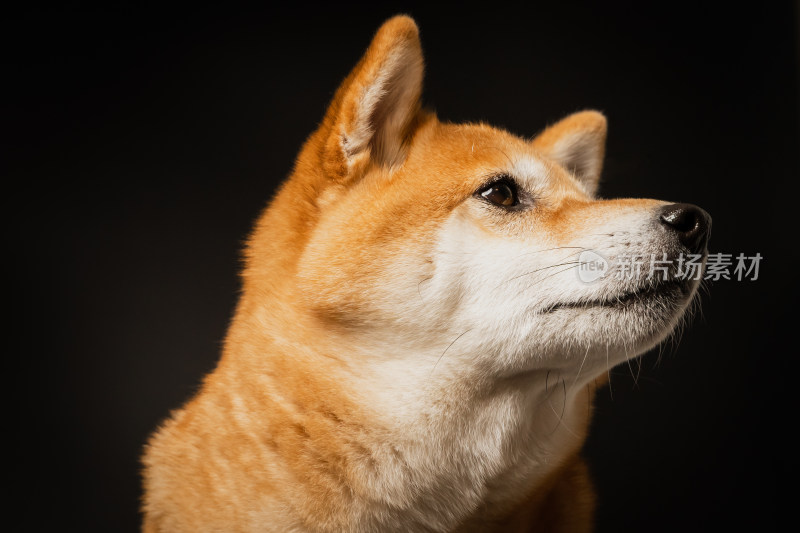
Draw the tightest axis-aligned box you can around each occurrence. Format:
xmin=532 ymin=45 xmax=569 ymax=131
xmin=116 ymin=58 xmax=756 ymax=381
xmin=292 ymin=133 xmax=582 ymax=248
xmin=509 ymin=246 xmax=588 ymax=259
xmin=430 ymin=329 xmax=472 ymax=376
xmin=625 ymin=352 xmax=639 ymax=388
xmin=605 ymin=345 xmax=613 ymax=401
xmin=499 ymin=261 xmax=582 ymax=287
xmin=417 ymin=276 xmax=433 ymax=301
xmin=572 ymin=344 xmax=591 ymax=388
xmin=526 ymin=264 xmax=582 ymax=286
xmin=547 ymin=378 xmax=580 ymax=438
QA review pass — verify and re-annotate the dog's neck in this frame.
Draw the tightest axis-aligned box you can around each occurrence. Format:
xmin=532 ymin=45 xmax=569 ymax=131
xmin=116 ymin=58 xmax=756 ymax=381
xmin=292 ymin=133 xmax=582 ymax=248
xmin=359 ymin=352 xmax=595 ymax=521
xmin=228 ymin=311 xmax=597 ymax=530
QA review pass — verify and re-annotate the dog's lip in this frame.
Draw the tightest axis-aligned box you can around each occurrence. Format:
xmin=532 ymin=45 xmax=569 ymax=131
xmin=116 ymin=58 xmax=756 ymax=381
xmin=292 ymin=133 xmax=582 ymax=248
xmin=540 ymin=279 xmax=690 ymax=313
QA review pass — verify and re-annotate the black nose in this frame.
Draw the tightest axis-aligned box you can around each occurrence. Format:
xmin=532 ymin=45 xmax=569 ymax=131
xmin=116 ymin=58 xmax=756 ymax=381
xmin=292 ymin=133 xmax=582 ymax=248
xmin=659 ymin=203 xmax=711 ymax=253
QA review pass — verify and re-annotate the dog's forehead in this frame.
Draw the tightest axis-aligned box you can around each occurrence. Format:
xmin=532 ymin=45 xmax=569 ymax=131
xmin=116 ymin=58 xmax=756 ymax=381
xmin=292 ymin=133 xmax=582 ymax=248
xmin=418 ymin=121 xmax=580 ymax=195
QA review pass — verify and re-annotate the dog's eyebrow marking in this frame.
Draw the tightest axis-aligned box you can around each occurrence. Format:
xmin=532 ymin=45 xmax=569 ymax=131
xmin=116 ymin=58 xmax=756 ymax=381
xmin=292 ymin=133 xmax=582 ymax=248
xmin=512 ymin=157 xmax=550 ymax=182
xmin=513 ymin=157 xmax=557 ymax=195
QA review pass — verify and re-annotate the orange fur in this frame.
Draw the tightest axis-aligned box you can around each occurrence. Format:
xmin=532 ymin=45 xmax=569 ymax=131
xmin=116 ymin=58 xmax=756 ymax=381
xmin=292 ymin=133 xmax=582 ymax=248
xmin=142 ymin=15 xmax=698 ymax=532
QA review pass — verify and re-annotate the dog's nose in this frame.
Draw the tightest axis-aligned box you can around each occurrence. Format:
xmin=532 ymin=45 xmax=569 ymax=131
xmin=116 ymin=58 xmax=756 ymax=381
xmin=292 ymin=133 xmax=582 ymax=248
xmin=659 ymin=203 xmax=711 ymax=253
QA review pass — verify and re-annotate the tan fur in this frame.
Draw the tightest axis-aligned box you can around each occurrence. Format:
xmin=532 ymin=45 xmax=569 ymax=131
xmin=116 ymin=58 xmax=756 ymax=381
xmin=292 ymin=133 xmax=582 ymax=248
xmin=142 ymin=16 xmax=701 ymax=532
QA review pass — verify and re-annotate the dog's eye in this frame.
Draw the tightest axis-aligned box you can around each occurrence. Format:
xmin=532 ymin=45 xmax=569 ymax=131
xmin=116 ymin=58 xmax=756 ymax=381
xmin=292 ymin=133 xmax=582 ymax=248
xmin=476 ymin=178 xmax=519 ymax=207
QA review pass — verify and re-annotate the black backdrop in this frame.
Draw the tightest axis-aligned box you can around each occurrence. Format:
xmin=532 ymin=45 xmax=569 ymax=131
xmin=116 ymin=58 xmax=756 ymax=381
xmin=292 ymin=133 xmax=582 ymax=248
xmin=8 ymin=3 xmax=798 ymax=531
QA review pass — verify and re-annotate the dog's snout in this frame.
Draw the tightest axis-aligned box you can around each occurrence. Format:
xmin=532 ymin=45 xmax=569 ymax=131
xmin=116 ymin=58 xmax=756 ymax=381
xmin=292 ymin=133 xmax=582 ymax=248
xmin=659 ymin=203 xmax=711 ymax=253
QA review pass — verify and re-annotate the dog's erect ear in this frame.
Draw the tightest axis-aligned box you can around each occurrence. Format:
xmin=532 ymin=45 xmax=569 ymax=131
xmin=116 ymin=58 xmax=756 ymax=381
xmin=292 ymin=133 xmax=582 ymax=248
xmin=321 ymin=15 xmax=424 ymax=174
xmin=532 ymin=111 xmax=607 ymax=196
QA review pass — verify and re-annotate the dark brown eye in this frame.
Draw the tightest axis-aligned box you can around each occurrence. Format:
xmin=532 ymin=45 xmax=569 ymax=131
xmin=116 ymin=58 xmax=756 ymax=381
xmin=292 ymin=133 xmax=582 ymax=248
xmin=477 ymin=179 xmax=518 ymax=207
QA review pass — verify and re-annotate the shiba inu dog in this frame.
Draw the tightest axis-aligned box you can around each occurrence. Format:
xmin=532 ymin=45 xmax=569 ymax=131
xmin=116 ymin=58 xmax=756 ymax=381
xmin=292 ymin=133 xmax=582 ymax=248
xmin=142 ymin=15 xmax=710 ymax=533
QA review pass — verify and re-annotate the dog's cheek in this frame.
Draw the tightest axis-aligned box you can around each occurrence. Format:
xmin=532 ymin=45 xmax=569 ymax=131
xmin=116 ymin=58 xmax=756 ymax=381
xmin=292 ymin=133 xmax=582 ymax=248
xmin=295 ymin=238 xmax=428 ymax=329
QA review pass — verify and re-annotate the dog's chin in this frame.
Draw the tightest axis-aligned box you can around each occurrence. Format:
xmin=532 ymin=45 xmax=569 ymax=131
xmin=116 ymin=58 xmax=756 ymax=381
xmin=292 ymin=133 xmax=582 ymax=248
xmin=542 ymin=278 xmax=694 ymax=314
xmin=537 ymin=278 xmax=698 ymax=358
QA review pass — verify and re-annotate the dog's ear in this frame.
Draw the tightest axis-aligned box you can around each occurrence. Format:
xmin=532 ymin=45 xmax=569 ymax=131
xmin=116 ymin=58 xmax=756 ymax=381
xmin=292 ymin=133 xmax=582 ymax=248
xmin=320 ymin=15 xmax=424 ymax=175
xmin=532 ymin=111 xmax=607 ymax=196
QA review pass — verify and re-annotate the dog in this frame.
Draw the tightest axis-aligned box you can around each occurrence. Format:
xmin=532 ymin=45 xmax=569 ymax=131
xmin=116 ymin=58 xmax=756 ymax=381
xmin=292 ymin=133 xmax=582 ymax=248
xmin=142 ymin=15 xmax=710 ymax=532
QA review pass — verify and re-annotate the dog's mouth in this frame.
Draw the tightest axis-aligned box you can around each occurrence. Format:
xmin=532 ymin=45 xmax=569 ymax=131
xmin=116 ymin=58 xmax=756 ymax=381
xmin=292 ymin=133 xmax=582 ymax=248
xmin=541 ymin=279 xmax=692 ymax=314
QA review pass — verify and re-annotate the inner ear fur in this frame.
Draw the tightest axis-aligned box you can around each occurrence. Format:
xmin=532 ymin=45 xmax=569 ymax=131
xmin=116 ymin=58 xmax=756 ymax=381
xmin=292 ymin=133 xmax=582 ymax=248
xmin=321 ymin=15 xmax=424 ymax=175
xmin=532 ymin=110 xmax=607 ymax=196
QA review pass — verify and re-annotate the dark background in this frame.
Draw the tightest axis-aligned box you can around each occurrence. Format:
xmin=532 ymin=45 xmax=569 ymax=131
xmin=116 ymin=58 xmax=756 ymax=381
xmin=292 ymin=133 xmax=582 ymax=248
xmin=8 ymin=2 xmax=798 ymax=531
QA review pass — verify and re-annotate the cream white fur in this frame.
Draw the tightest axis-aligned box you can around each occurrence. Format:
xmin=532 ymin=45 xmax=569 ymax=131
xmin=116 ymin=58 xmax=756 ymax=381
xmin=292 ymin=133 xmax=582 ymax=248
xmin=282 ymin=150 xmax=702 ymax=530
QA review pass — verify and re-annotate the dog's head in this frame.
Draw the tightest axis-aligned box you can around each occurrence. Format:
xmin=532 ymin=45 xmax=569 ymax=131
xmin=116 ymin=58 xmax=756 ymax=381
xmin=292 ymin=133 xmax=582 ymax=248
xmin=247 ymin=16 xmax=710 ymax=382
